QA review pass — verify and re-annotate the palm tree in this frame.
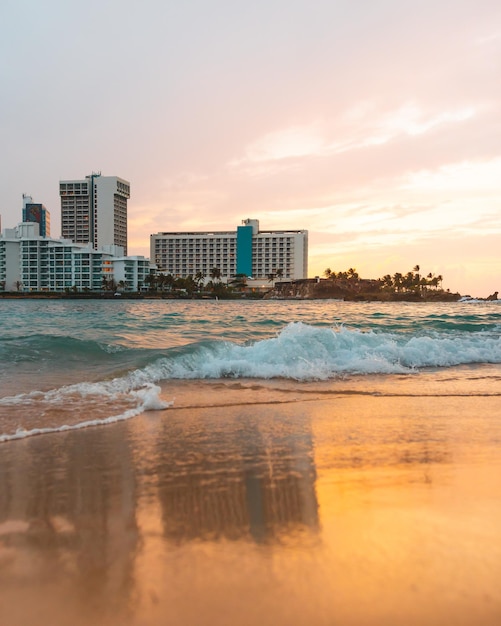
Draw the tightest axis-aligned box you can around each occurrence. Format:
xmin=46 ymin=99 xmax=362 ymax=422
xmin=144 ymin=273 xmax=157 ymax=292
xmin=164 ymin=274 xmax=175 ymax=292
xmin=210 ymin=267 xmax=221 ymax=282
xmin=156 ymin=273 xmax=166 ymax=292
xmin=182 ymin=275 xmax=196 ymax=296
xmin=403 ymin=271 xmax=418 ymax=292
xmin=231 ymin=274 xmax=248 ymax=292
xmin=381 ymin=274 xmax=393 ymax=291
xmin=173 ymin=277 xmax=187 ymax=293
xmin=393 ymin=272 xmax=403 ymax=292
xmin=324 ymin=268 xmax=332 ymax=279
xmin=275 ymin=268 xmax=283 ymax=281
xmin=347 ymin=268 xmax=359 ymax=280
xmin=430 ymin=275 xmax=443 ymax=290
xmin=420 ymin=276 xmax=429 ymax=295
xmin=194 ymin=271 xmax=205 ymax=291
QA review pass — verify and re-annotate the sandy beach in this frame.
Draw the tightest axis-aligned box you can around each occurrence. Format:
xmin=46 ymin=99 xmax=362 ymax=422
xmin=1 ymin=383 xmax=500 ymax=626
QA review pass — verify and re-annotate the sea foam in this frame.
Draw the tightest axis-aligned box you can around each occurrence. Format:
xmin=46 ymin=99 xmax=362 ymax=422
xmin=139 ymin=322 xmax=501 ymax=381
xmin=0 ymin=383 xmax=172 ymax=443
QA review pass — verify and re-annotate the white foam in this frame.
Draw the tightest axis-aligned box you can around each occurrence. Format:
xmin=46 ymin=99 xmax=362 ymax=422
xmin=132 ymin=384 xmax=173 ymax=410
xmin=0 ymin=383 xmax=173 ymax=443
xmin=139 ymin=322 xmax=501 ymax=381
xmin=459 ymin=297 xmax=501 ymax=304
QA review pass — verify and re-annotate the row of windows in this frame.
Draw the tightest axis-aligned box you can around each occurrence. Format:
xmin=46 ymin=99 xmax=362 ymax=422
xmin=18 ymin=245 xmax=116 ymax=258
xmin=153 ymin=235 xmax=295 ymax=242
xmin=155 ymin=240 xmax=292 ymax=251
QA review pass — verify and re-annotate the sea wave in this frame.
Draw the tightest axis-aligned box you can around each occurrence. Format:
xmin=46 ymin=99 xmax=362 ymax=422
xmin=131 ymin=321 xmax=498 ymax=381
xmin=1 ymin=322 xmax=500 ymax=443
xmin=0 ymin=334 xmax=132 ymax=363
xmin=3 ymin=322 xmax=501 ymax=385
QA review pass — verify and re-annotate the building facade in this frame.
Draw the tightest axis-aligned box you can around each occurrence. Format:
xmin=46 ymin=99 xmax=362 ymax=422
xmin=150 ymin=219 xmax=308 ymax=282
xmin=59 ymin=173 xmax=130 ymax=254
xmin=0 ymin=223 xmax=151 ymax=292
xmin=22 ymin=194 xmax=51 ymax=237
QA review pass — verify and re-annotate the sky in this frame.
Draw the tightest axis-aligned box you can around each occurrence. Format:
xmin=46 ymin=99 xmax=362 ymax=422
xmin=1 ymin=0 xmax=500 ymax=297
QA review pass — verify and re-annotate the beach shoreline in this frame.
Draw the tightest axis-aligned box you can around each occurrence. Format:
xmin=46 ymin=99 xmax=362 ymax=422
xmin=1 ymin=391 xmax=500 ymax=626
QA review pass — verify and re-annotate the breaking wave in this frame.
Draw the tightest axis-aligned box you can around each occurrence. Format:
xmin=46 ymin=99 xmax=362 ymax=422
xmin=135 ymin=321 xmax=501 ymax=380
xmin=1 ymin=321 xmax=500 ymax=443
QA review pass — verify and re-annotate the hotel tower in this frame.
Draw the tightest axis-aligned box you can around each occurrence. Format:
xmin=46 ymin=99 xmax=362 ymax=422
xmin=59 ymin=173 xmax=130 ymax=254
xmin=150 ymin=219 xmax=308 ymax=282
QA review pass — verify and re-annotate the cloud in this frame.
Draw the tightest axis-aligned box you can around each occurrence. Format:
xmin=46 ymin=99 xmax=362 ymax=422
xmin=475 ymin=31 xmax=501 ymax=46
xmin=401 ymin=157 xmax=501 ymax=193
xmin=229 ymin=102 xmax=478 ymax=178
xmin=239 ymin=124 xmax=325 ymax=162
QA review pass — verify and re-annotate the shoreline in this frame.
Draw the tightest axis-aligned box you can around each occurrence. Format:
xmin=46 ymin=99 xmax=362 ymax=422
xmin=0 ymin=291 xmax=475 ymax=302
xmin=1 ymin=392 xmax=500 ymax=625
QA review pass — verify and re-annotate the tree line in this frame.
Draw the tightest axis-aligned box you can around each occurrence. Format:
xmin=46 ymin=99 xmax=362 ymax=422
xmin=323 ymin=265 xmax=445 ymax=294
xmin=141 ymin=267 xmax=251 ymax=296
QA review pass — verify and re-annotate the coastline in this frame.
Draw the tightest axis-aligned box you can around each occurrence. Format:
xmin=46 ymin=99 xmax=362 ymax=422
xmin=0 ymin=290 xmax=468 ymax=301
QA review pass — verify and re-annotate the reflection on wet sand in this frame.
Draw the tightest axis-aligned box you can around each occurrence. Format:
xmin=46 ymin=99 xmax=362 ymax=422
xmin=0 ymin=428 xmax=140 ymax=625
xmin=0 ymin=404 xmax=319 ymax=625
xmin=153 ymin=412 xmax=318 ymax=543
xmin=1 ymin=396 xmax=501 ymax=626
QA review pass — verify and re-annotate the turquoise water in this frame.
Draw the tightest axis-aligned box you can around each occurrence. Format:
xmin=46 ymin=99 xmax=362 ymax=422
xmin=1 ymin=299 xmax=500 ymax=441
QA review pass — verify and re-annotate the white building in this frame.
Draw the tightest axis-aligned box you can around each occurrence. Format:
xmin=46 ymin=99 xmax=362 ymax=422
xmin=59 ymin=173 xmax=130 ymax=254
xmin=150 ymin=219 xmax=308 ymax=284
xmin=0 ymin=223 xmax=151 ymax=292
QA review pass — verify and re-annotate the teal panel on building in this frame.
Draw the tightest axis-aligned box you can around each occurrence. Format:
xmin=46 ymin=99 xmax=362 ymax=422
xmin=236 ymin=225 xmax=253 ymax=276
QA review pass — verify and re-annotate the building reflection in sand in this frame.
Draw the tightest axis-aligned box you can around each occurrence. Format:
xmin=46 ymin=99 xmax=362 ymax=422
xmin=0 ymin=406 xmax=319 ymax=623
xmin=152 ymin=413 xmax=319 ymax=544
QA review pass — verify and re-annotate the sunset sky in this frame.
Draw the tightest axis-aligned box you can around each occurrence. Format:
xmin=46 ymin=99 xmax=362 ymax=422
xmin=1 ymin=0 xmax=500 ymax=297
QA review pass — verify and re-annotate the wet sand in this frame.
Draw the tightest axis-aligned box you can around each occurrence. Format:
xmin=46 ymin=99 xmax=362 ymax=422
xmin=1 ymin=391 xmax=501 ymax=626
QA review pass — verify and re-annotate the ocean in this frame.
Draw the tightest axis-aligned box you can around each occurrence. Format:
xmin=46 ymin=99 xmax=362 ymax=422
xmin=1 ymin=299 xmax=501 ymax=625
xmin=1 ymin=298 xmax=500 ymax=441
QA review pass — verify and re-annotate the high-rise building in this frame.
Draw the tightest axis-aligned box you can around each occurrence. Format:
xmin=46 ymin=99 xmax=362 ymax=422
xmin=59 ymin=173 xmax=130 ymax=254
xmin=22 ymin=194 xmax=51 ymax=237
xmin=150 ymin=219 xmax=308 ymax=282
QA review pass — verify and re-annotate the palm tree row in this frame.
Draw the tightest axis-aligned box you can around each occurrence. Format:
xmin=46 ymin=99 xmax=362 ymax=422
xmin=379 ymin=265 xmax=443 ymax=294
xmin=323 ymin=265 xmax=444 ymax=294
xmin=143 ymin=267 xmax=248 ymax=296
xmin=144 ymin=272 xmax=199 ymax=295
xmin=323 ymin=267 xmax=359 ymax=280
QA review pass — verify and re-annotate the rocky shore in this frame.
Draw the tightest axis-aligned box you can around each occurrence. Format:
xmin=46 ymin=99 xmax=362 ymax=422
xmin=266 ymin=277 xmax=463 ymax=302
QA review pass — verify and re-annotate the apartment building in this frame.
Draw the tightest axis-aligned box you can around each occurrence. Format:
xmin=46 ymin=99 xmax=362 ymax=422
xmin=59 ymin=173 xmax=130 ymax=254
xmin=150 ymin=219 xmax=308 ymax=282
xmin=0 ymin=223 xmax=151 ymax=292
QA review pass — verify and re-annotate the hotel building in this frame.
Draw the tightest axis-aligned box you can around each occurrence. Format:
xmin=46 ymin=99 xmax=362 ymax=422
xmin=59 ymin=173 xmax=130 ymax=254
xmin=150 ymin=219 xmax=308 ymax=282
xmin=0 ymin=222 xmax=151 ymax=292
